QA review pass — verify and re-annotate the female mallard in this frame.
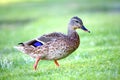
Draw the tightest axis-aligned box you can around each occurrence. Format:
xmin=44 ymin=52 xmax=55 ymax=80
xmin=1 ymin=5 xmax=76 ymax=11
xmin=15 ymin=16 xmax=90 ymax=70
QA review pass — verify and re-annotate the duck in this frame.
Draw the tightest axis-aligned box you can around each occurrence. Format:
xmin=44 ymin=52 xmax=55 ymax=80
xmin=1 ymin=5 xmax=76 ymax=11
xmin=14 ymin=16 xmax=90 ymax=70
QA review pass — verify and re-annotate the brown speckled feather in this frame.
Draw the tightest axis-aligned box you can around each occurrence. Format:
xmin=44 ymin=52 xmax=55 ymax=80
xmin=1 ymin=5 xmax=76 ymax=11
xmin=37 ymin=32 xmax=66 ymax=43
xmin=14 ymin=16 xmax=90 ymax=70
xmin=17 ymin=31 xmax=79 ymax=60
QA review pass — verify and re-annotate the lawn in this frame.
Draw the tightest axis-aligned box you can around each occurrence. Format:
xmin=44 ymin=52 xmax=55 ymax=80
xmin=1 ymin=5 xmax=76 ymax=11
xmin=0 ymin=0 xmax=120 ymax=80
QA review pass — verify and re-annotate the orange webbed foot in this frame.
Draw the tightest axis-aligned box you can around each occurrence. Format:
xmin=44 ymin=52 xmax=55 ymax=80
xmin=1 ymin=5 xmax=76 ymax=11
xmin=33 ymin=57 xmax=40 ymax=70
xmin=54 ymin=60 xmax=60 ymax=67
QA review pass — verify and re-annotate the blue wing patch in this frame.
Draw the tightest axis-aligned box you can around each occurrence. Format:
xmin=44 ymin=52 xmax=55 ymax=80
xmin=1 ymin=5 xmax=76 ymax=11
xmin=33 ymin=41 xmax=43 ymax=47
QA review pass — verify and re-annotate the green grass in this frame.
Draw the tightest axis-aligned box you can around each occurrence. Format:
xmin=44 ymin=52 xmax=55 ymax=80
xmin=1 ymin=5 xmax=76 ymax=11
xmin=0 ymin=0 xmax=120 ymax=80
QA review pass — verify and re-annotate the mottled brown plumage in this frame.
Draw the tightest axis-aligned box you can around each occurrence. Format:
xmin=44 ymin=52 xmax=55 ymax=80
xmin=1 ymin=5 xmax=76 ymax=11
xmin=14 ymin=16 xmax=90 ymax=70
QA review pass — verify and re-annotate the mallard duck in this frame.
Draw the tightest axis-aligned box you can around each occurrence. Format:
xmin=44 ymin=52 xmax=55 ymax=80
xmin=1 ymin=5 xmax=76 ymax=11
xmin=14 ymin=16 xmax=90 ymax=70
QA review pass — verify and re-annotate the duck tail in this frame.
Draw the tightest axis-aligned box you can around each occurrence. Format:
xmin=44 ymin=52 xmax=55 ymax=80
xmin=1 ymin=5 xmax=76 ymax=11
xmin=14 ymin=43 xmax=25 ymax=53
xmin=18 ymin=42 xmax=25 ymax=46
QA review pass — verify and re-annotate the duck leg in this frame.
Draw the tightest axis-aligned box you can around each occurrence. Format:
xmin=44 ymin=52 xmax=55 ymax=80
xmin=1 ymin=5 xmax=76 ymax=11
xmin=33 ymin=57 xmax=40 ymax=70
xmin=54 ymin=60 xmax=59 ymax=66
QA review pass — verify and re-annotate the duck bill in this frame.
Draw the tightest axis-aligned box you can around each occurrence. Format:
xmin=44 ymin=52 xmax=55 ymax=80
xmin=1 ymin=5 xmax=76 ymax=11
xmin=81 ymin=26 xmax=90 ymax=33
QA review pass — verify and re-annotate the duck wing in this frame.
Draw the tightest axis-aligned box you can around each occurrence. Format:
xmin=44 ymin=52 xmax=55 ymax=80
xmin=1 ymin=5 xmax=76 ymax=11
xmin=20 ymin=32 xmax=66 ymax=47
xmin=37 ymin=32 xmax=66 ymax=43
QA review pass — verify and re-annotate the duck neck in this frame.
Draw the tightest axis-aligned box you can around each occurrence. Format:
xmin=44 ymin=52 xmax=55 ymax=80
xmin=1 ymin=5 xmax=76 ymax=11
xmin=68 ymin=28 xmax=75 ymax=36
xmin=67 ymin=26 xmax=79 ymax=40
xmin=67 ymin=25 xmax=80 ymax=49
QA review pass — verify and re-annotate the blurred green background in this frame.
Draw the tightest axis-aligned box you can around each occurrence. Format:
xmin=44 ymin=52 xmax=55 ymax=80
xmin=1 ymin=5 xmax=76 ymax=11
xmin=0 ymin=0 xmax=120 ymax=80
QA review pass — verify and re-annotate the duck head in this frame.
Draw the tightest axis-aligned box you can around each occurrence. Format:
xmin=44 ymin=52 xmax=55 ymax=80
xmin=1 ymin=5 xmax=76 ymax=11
xmin=69 ymin=16 xmax=90 ymax=33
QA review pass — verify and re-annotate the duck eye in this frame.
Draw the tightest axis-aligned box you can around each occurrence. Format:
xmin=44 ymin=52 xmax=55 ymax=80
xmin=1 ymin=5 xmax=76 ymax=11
xmin=75 ymin=21 xmax=79 ymax=23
